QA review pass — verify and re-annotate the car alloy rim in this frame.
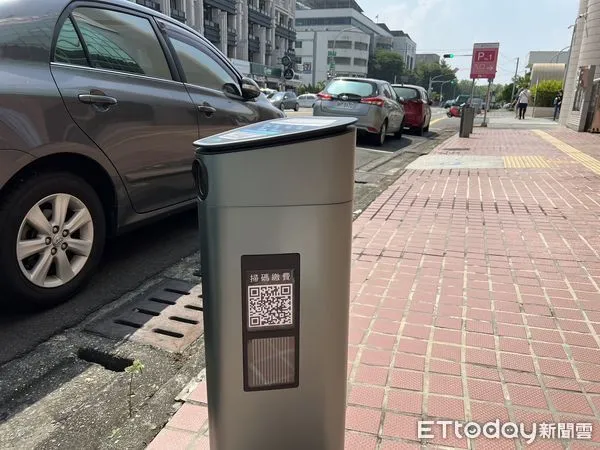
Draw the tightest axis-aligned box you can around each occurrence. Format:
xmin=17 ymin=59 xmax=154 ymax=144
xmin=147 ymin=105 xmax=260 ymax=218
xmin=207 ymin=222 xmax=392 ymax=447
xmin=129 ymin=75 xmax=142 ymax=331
xmin=16 ymin=193 xmax=94 ymax=288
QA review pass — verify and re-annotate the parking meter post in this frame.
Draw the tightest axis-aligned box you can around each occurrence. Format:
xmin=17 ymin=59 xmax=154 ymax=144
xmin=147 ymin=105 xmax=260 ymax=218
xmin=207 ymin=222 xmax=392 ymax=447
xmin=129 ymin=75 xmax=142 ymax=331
xmin=194 ymin=117 xmax=357 ymax=450
xmin=481 ymin=79 xmax=492 ymax=127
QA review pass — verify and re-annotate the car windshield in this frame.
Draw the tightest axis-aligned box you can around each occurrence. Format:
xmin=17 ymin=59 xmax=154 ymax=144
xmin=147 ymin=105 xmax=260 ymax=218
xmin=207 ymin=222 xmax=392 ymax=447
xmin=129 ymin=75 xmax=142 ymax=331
xmin=270 ymin=92 xmax=284 ymax=100
xmin=325 ymin=80 xmax=376 ymax=98
xmin=393 ymin=87 xmax=419 ymax=100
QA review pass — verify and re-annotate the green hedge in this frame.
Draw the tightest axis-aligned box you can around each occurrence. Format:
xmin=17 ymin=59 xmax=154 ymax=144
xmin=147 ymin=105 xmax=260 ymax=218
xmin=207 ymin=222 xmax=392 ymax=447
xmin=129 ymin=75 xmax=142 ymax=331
xmin=531 ymin=80 xmax=563 ymax=107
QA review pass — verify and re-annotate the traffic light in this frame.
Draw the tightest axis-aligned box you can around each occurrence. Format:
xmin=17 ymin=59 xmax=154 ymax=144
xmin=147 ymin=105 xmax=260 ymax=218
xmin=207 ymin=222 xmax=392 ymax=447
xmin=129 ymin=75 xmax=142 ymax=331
xmin=443 ymin=53 xmax=455 ymax=58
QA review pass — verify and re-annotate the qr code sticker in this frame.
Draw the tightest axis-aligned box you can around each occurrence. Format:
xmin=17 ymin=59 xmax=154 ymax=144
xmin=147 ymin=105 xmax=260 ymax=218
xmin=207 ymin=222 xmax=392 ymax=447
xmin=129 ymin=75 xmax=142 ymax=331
xmin=248 ymin=284 xmax=293 ymax=329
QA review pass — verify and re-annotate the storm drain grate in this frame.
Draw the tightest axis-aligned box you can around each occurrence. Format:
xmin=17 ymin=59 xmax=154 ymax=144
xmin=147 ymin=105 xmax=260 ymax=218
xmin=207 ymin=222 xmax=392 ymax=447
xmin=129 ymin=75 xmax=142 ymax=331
xmin=444 ymin=147 xmax=470 ymax=152
xmin=85 ymin=279 xmax=203 ymax=353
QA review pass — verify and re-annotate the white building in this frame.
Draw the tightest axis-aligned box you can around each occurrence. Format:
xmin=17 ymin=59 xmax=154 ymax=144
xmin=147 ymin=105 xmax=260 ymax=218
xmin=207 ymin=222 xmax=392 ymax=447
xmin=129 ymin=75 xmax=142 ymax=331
xmin=390 ymin=30 xmax=416 ymax=71
xmin=295 ymin=29 xmax=370 ymax=85
xmin=131 ymin=0 xmax=299 ymax=88
xmin=294 ymin=0 xmax=394 ymax=85
xmin=527 ymin=50 xmax=570 ymax=68
xmin=560 ymin=0 xmax=600 ymax=132
xmin=415 ymin=53 xmax=441 ymax=66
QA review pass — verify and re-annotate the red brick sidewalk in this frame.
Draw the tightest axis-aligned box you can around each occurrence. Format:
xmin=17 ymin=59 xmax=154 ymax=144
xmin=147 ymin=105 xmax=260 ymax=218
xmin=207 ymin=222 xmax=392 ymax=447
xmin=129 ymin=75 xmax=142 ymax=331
xmin=147 ymin=128 xmax=600 ymax=450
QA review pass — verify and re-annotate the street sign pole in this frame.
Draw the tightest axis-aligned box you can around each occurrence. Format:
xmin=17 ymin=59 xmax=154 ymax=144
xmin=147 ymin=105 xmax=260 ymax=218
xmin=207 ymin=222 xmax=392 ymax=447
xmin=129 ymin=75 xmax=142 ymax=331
xmin=481 ymin=78 xmax=492 ymax=127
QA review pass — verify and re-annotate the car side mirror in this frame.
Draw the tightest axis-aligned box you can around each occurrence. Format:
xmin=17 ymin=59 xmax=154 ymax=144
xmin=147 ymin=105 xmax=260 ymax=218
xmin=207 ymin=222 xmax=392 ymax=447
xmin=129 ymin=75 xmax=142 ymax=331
xmin=239 ymin=77 xmax=261 ymax=100
xmin=399 ymin=97 xmax=405 ymax=104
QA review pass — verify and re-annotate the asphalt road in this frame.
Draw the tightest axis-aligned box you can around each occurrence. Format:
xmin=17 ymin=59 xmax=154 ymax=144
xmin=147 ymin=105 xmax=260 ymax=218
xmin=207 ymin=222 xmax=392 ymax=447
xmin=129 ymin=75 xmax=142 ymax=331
xmin=0 ymin=108 xmax=457 ymax=365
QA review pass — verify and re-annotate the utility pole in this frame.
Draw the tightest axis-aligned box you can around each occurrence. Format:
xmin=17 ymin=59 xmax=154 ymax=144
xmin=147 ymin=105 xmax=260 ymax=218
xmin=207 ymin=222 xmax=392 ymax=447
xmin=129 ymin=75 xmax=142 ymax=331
xmin=481 ymin=78 xmax=492 ymax=127
xmin=510 ymin=57 xmax=519 ymax=101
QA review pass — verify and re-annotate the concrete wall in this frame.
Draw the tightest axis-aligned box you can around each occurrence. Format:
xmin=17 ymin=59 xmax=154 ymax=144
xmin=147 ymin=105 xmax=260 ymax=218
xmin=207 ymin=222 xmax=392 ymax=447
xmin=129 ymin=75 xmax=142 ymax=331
xmin=561 ymin=0 xmax=600 ymax=131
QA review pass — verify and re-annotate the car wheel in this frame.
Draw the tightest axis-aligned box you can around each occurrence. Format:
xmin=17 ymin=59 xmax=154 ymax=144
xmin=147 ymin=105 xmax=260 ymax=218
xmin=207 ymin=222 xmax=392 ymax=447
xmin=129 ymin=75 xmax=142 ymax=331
xmin=395 ymin=120 xmax=404 ymax=139
xmin=424 ymin=121 xmax=430 ymax=133
xmin=280 ymin=103 xmax=285 ymax=111
xmin=415 ymin=122 xmax=424 ymax=136
xmin=373 ymin=120 xmax=387 ymax=146
xmin=0 ymin=172 xmax=106 ymax=309
xmin=294 ymin=103 xmax=299 ymax=111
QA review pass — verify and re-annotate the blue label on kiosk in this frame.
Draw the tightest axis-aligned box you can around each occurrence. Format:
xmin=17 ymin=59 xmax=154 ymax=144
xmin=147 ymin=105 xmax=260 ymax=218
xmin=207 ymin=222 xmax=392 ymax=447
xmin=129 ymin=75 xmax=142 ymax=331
xmin=194 ymin=117 xmax=357 ymax=150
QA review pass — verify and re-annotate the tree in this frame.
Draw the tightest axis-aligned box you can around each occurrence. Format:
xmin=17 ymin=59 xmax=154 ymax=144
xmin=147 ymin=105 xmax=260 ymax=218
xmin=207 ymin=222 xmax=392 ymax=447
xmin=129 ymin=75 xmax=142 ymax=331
xmin=298 ymin=81 xmax=326 ymax=94
xmin=412 ymin=61 xmax=458 ymax=100
xmin=531 ymin=79 xmax=563 ymax=107
xmin=368 ymin=50 xmax=405 ymax=83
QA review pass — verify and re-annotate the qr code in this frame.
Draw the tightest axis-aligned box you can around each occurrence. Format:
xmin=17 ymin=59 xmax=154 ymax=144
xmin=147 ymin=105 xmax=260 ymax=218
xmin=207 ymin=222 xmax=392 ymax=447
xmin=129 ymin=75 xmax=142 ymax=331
xmin=248 ymin=284 xmax=293 ymax=329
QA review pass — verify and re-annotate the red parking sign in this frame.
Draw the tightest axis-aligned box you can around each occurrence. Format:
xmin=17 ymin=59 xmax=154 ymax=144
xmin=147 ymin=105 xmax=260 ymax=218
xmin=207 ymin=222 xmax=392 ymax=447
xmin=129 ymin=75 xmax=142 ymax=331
xmin=470 ymin=42 xmax=499 ymax=80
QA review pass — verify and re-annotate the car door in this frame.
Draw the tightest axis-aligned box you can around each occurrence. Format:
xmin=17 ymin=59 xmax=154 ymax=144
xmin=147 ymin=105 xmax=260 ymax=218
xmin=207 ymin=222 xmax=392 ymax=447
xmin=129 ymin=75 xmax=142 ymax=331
xmin=50 ymin=4 xmax=198 ymax=213
xmin=382 ymin=84 xmax=401 ymax=132
xmin=161 ymin=22 xmax=260 ymax=139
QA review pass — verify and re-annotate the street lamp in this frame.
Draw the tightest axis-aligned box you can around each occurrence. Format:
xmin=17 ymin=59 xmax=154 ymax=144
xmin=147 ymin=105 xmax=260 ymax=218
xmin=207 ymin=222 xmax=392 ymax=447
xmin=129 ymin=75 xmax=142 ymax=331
xmin=329 ymin=26 xmax=360 ymax=79
xmin=428 ymin=74 xmax=446 ymax=96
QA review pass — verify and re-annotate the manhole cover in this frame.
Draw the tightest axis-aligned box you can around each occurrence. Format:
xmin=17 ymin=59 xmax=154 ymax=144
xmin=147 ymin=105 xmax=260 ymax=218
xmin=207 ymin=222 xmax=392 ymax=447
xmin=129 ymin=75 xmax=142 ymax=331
xmin=85 ymin=279 xmax=203 ymax=353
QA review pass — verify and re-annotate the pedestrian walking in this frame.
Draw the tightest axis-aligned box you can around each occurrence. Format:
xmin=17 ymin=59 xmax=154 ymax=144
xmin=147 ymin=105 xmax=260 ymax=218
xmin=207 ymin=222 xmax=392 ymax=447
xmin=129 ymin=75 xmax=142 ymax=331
xmin=553 ymin=89 xmax=563 ymax=121
xmin=517 ymin=87 xmax=531 ymax=120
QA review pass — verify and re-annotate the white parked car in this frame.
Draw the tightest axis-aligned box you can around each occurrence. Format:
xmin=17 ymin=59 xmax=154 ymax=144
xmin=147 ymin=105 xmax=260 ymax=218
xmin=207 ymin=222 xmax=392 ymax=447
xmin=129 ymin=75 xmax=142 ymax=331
xmin=297 ymin=93 xmax=317 ymax=108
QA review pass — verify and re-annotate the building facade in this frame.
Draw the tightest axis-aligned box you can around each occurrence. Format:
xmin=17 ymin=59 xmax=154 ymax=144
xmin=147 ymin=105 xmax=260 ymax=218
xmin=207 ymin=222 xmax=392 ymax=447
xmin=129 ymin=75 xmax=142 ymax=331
xmin=527 ymin=50 xmax=570 ymax=68
xmin=390 ymin=30 xmax=416 ymax=71
xmin=131 ymin=0 xmax=299 ymax=88
xmin=295 ymin=29 xmax=370 ymax=85
xmin=560 ymin=0 xmax=600 ymax=131
xmin=294 ymin=0 xmax=394 ymax=84
xmin=415 ymin=53 xmax=440 ymax=66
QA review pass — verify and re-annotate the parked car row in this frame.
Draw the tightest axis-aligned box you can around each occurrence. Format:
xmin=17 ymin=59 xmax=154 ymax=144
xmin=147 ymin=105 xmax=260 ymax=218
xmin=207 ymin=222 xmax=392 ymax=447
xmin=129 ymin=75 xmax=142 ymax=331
xmin=0 ymin=0 xmax=285 ymax=308
xmin=312 ymin=78 xmax=432 ymax=145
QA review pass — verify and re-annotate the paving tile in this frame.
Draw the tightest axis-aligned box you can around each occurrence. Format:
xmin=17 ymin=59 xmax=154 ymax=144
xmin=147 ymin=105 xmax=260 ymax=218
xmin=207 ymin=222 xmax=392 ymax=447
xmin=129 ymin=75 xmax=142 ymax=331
xmin=470 ymin=401 xmax=510 ymax=422
xmin=146 ymin=428 xmax=195 ymax=450
xmin=428 ymin=374 xmax=463 ymax=397
xmin=394 ymin=353 xmax=426 ymax=371
xmin=507 ymin=384 xmax=547 ymax=409
xmin=345 ymin=406 xmax=382 ymax=434
xmin=348 ymin=385 xmax=386 ymax=408
xmin=386 ymin=390 xmax=423 ymax=414
xmin=167 ymin=403 xmax=208 ymax=433
xmin=355 ymin=364 xmax=389 ymax=385
xmin=344 ymin=430 xmax=378 ymax=450
xmin=468 ymin=379 xmax=505 ymax=404
xmin=382 ymin=413 xmax=420 ymax=440
xmin=388 ymin=369 xmax=423 ymax=391
xmin=361 ymin=349 xmax=393 ymax=367
xmin=427 ymin=395 xmax=465 ymax=420
xmin=548 ymin=390 xmax=594 ymax=416
xmin=379 ymin=439 xmax=423 ymax=449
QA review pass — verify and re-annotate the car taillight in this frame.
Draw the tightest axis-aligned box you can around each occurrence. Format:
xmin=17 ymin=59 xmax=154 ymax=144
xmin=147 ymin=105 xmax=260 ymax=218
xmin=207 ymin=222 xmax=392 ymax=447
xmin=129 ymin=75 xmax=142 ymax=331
xmin=360 ymin=97 xmax=385 ymax=107
xmin=317 ymin=92 xmax=333 ymax=100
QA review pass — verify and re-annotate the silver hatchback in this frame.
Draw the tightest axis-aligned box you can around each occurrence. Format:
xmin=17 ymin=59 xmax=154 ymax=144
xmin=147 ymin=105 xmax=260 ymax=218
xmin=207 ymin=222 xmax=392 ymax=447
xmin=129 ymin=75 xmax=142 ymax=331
xmin=313 ymin=77 xmax=405 ymax=146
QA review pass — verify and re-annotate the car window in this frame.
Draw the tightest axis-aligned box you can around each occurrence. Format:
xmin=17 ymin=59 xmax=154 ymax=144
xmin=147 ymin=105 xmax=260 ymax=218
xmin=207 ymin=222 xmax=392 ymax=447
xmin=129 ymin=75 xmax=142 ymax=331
xmin=272 ymin=92 xmax=284 ymax=99
xmin=166 ymin=27 xmax=238 ymax=92
xmin=325 ymin=80 xmax=376 ymax=98
xmin=69 ymin=7 xmax=171 ymax=80
xmin=393 ymin=87 xmax=419 ymax=100
xmin=54 ymin=17 xmax=89 ymax=66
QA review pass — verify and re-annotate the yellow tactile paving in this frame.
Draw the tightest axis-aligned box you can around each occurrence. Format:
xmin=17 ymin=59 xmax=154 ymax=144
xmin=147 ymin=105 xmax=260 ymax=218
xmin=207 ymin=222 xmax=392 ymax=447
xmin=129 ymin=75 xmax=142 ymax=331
xmin=503 ymin=155 xmax=555 ymax=168
xmin=533 ymin=130 xmax=600 ymax=176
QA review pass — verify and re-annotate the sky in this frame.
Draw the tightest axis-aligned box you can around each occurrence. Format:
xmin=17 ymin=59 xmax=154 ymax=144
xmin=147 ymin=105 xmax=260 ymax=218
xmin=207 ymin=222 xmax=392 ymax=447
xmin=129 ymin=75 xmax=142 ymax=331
xmin=360 ymin=0 xmax=579 ymax=84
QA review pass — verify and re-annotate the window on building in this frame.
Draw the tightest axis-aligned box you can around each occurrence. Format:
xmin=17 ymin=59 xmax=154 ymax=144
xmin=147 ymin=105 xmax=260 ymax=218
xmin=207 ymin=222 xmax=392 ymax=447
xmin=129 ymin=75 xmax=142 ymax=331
xmin=295 ymin=40 xmax=302 ymax=48
xmin=334 ymin=56 xmax=351 ymax=65
xmin=353 ymin=58 xmax=367 ymax=67
xmin=354 ymin=42 xmax=368 ymax=51
xmin=331 ymin=40 xmax=352 ymax=49
xmin=69 ymin=7 xmax=171 ymax=79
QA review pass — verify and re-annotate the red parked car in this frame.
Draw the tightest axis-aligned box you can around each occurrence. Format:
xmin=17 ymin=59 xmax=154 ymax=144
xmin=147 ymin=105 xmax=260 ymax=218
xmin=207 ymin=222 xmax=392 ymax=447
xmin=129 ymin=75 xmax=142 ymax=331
xmin=391 ymin=84 xmax=432 ymax=135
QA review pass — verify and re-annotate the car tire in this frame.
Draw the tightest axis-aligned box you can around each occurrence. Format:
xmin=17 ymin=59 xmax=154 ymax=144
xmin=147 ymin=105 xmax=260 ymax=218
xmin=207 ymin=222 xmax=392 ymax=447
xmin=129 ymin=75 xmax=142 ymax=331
xmin=395 ymin=120 xmax=404 ymax=139
xmin=415 ymin=123 xmax=424 ymax=136
xmin=424 ymin=121 xmax=430 ymax=133
xmin=0 ymin=172 xmax=106 ymax=309
xmin=373 ymin=120 xmax=387 ymax=146
xmin=280 ymin=103 xmax=285 ymax=111
xmin=294 ymin=103 xmax=299 ymax=111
